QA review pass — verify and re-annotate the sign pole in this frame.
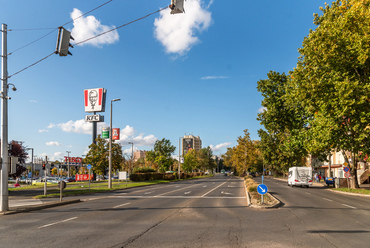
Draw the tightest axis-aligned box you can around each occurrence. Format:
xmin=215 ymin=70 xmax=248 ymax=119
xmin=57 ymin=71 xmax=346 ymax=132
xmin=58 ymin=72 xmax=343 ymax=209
xmin=89 ymin=168 xmax=91 ymax=190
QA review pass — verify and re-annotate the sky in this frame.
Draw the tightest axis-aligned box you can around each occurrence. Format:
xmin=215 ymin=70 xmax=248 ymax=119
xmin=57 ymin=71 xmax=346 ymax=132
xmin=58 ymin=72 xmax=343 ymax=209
xmin=1 ymin=0 xmax=324 ymax=163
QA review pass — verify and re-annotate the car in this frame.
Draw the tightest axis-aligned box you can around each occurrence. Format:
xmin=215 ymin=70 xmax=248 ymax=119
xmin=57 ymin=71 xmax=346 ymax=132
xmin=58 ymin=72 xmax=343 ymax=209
xmin=65 ymin=177 xmax=75 ymax=182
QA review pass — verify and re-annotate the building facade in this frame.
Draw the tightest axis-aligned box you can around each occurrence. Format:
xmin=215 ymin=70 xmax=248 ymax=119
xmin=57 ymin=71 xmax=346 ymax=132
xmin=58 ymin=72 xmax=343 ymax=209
xmin=182 ymin=135 xmax=202 ymax=156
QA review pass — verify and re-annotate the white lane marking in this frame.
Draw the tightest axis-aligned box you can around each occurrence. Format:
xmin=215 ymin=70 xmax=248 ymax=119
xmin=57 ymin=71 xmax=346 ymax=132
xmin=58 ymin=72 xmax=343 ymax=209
xmin=39 ymin=217 xmax=77 ymax=229
xmin=201 ymin=182 xmax=227 ymax=197
xmin=184 ymin=191 xmax=192 ymax=194
xmin=112 ymin=196 xmax=245 ymax=199
xmin=154 ymin=184 xmax=196 ymax=197
xmin=342 ymin=204 xmax=356 ymax=209
xmin=145 ymin=192 xmax=153 ymax=194
xmin=323 ymin=198 xmax=333 ymax=202
xmin=305 ymin=192 xmax=311 ymax=195
xmin=113 ymin=202 xmax=131 ymax=209
xmin=203 ymin=185 xmax=207 ymax=187
xmin=221 ymin=191 xmax=232 ymax=195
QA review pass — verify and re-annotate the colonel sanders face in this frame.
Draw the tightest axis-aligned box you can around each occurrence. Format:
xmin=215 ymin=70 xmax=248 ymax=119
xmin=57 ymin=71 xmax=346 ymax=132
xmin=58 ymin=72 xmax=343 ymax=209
xmin=89 ymin=90 xmax=98 ymax=109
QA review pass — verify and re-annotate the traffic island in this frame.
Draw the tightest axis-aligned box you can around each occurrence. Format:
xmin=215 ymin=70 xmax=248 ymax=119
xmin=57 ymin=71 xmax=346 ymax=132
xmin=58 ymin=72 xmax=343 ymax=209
xmin=244 ymin=177 xmax=282 ymax=209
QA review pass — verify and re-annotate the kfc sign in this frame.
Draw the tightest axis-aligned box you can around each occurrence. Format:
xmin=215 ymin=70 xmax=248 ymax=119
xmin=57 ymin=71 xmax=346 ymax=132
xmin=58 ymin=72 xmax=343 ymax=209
xmin=84 ymin=88 xmax=106 ymax=113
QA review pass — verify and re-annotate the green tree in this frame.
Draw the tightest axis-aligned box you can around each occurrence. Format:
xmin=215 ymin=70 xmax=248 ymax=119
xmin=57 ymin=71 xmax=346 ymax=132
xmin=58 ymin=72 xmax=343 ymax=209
xmin=85 ymin=135 xmax=123 ymax=176
xmin=291 ymin=0 xmax=370 ymax=187
xmin=183 ymin=149 xmax=198 ymax=172
xmin=257 ymin=72 xmax=307 ymax=175
xmin=146 ymin=138 xmax=176 ymax=172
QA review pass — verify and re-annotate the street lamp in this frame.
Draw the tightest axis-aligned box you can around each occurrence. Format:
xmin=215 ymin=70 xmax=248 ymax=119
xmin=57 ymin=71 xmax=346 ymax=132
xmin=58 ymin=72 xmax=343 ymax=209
xmin=66 ymin=151 xmax=71 ymax=178
xmin=128 ymin=142 xmax=134 ymax=173
xmin=178 ymin=137 xmax=182 ymax=179
xmin=109 ymin=98 xmax=121 ymax=189
xmin=26 ymin=148 xmax=34 ymax=185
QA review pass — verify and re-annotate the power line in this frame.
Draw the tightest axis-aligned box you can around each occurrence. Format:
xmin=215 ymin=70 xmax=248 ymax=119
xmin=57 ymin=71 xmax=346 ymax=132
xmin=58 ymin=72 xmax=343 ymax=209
xmin=7 ymin=52 xmax=55 ymax=79
xmin=8 ymin=0 xmax=114 ymax=55
xmin=7 ymin=5 xmax=170 ymax=79
xmin=74 ymin=6 xmax=169 ymax=47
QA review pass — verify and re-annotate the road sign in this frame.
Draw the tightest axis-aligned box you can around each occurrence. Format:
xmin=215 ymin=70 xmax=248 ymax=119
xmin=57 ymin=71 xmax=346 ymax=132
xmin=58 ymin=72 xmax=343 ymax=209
xmin=344 ymin=172 xmax=351 ymax=178
xmin=343 ymin=162 xmax=348 ymax=166
xmin=28 ymin=172 xmax=32 ymax=179
xmin=343 ymin=166 xmax=350 ymax=172
xmin=87 ymin=164 xmax=92 ymax=170
xmin=257 ymin=184 xmax=268 ymax=195
xmin=102 ymin=127 xmax=109 ymax=139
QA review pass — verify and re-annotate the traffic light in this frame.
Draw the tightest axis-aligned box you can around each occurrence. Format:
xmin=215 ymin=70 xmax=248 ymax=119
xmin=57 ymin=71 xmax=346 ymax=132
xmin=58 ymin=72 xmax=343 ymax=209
xmin=56 ymin=27 xmax=74 ymax=56
xmin=169 ymin=0 xmax=185 ymax=14
xmin=42 ymin=164 xmax=46 ymax=170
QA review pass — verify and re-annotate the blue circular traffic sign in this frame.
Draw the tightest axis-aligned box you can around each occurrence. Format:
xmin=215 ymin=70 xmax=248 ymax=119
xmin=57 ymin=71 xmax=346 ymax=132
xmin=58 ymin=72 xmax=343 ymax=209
xmin=257 ymin=184 xmax=268 ymax=195
xmin=343 ymin=166 xmax=350 ymax=172
xmin=87 ymin=164 xmax=92 ymax=170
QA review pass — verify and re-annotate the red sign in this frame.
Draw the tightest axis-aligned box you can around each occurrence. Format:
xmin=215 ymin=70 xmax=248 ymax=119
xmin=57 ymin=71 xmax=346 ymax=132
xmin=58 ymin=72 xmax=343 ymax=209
xmin=112 ymin=128 xmax=120 ymax=140
xmin=76 ymin=174 xmax=94 ymax=181
xmin=344 ymin=172 xmax=351 ymax=178
xmin=64 ymin=157 xmax=82 ymax=163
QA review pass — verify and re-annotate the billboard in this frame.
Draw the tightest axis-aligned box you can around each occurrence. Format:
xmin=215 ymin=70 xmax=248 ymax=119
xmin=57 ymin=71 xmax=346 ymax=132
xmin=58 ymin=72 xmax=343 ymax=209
xmin=183 ymin=138 xmax=193 ymax=155
xmin=84 ymin=88 xmax=106 ymax=112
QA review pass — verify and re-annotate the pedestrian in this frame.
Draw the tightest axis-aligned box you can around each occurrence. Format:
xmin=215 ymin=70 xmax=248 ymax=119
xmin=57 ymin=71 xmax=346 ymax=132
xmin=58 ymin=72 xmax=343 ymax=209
xmin=318 ymin=174 xmax=322 ymax=182
xmin=315 ymin=173 xmax=319 ymax=182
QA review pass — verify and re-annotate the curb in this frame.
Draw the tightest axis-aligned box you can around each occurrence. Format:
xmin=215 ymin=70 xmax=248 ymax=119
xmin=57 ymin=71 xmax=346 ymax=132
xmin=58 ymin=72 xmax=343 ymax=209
xmin=0 ymin=199 xmax=81 ymax=216
xmin=244 ymin=180 xmax=282 ymax=209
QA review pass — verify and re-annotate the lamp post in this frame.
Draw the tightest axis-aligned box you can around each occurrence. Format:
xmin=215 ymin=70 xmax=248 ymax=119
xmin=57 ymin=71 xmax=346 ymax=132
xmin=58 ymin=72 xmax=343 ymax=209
xmin=128 ymin=142 xmax=133 ymax=173
xmin=109 ymin=98 xmax=121 ymax=189
xmin=26 ymin=148 xmax=34 ymax=185
xmin=178 ymin=137 xmax=182 ymax=179
xmin=66 ymin=151 xmax=71 ymax=178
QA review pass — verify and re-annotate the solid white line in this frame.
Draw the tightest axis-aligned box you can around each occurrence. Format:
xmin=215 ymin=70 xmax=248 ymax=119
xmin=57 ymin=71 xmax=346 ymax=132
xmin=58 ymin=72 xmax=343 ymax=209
xmin=39 ymin=217 xmax=77 ymax=229
xmin=342 ymin=204 xmax=356 ymax=209
xmin=323 ymin=198 xmax=333 ymax=202
xmin=201 ymin=182 xmax=227 ymax=197
xmin=113 ymin=202 xmax=131 ymax=209
xmin=111 ymin=195 xmax=245 ymax=199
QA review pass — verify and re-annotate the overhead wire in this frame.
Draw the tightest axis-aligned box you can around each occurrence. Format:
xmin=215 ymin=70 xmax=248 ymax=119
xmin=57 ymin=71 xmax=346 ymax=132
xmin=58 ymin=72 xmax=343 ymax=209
xmin=8 ymin=0 xmax=113 ymax=55
xmin=7 ymin=5 xmax=170 ymax=79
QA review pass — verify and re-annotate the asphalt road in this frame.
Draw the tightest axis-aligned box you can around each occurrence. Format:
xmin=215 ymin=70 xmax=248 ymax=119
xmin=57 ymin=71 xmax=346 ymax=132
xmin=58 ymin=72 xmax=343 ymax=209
xmin=1 ymin=175 xmax=370 ymax=248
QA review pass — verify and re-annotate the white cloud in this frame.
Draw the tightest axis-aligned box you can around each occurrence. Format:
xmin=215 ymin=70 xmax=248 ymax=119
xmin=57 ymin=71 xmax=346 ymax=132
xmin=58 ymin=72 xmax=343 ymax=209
xmin=39 ymin=129 xmax=49 ymax=133
xmin=119 ymin=125 xmax=157 ymax=147
xmin=48 ymin=119 xmax=91 ymax=134
xmin=46 ymin=141 xmax=61 ymax=146
xmin=201 ymin=76 xmax=228 ymax=80
xmin=210 ymin=142 xmax=232 ymax=151
xmin=258 ymin=107 xmax=267 ymax=113
xmin=70 ymin=8 xmax=119 ymax=47
xmin=154 ymin=0 xmax=212 ymax=55
xmin=47 ymin=121 xmax=157 ymax=148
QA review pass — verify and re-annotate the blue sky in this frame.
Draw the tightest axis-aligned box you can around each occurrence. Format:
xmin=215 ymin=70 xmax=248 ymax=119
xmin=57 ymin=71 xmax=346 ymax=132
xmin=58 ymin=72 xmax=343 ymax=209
xmin=1 ymin=0 xmax=322 ymax=162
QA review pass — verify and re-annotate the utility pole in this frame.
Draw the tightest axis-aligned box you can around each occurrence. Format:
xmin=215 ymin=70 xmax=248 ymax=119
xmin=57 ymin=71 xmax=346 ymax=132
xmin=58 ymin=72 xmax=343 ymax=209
xmin=0 ymin=23 xmax=9 ymax=212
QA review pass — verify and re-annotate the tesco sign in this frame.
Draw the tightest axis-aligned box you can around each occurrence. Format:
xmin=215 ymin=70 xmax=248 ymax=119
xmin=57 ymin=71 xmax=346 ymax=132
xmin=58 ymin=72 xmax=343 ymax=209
xmin=64 ymin=156 xmax=82 ymax=163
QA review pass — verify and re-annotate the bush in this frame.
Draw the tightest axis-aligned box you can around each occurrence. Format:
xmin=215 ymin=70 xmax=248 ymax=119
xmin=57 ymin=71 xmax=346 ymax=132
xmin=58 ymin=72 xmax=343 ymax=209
xmin=247 ymin=184 xmax=258 ymax=192
xmin=133 ymin=167 xmax=156 ymax=173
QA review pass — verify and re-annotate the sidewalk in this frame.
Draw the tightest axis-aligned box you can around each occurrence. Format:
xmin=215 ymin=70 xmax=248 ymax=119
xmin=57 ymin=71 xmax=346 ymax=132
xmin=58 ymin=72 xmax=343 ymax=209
xmin=1 ymin=184 xmax=81 ymax=215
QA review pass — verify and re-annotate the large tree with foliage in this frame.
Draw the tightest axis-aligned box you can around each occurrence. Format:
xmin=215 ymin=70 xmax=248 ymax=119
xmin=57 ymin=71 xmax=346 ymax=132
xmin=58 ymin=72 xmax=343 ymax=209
xmin=8 ymin=140 xmax=28 ymax=178
xmin=85 ymin=135 xmax=124 ymax=176
xmin=291 ymin=0 xmax=370 ymax=187
xmin=257 ymin=72 xmax=308 ymax=174
xmin=146 ymin=138 xmax=176 ymax=172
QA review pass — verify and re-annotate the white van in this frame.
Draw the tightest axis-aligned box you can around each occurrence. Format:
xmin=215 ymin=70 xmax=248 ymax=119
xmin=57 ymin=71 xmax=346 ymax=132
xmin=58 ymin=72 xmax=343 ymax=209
xmin=288 ymin=167 xmax=313 ymax=187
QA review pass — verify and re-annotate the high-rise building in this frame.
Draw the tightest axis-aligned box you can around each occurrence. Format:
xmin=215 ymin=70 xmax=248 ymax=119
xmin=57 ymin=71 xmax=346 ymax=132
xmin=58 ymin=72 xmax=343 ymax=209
xmin=182 ymin=135 xmax=202 ymax=156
